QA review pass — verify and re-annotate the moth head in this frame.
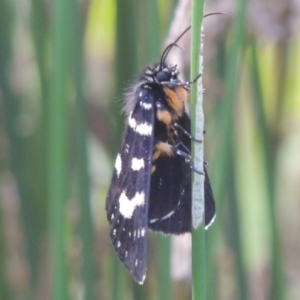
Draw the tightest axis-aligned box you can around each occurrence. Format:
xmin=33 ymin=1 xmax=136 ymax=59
xmin=156 ymin=64 xmax=179 ymax=83
xmin=141 ymin=63 xmax=180 ymax=86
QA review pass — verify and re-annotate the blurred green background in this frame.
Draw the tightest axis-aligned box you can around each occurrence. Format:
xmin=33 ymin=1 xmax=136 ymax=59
xmin=0 ymin=0 xmax=299 ymax=299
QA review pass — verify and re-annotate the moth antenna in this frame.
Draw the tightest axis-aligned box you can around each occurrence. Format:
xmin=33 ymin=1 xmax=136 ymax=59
xmin=160 ymin=12 xmax=226 ymax=66
xmin=160 ymin=43 xmax=185 ymax=67
xmin=160 ymin=26 xmax=191 ymax=67
xmin=203 ymin=12 xmax=226 ymax=18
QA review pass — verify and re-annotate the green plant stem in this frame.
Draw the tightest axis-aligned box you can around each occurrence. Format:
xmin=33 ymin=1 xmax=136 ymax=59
xmin=48 ymin=0 xmax=72 ymax=299
xmin=190 ymin=1 xmax=206 ymax=300
xmin=212 ymin=1 xmax=247 ymax=196
xmin=156 ymin=235 xmax=172 ymax=300
xmin=228 ymin=134 xmax=249 ymax=299
xmin=208 ymin=1 xmax=248 ymax=299
xmin=71 ymin=2 xmax=96 ymax=299
xmin=249 ymin=41 xmax=285 ymax=300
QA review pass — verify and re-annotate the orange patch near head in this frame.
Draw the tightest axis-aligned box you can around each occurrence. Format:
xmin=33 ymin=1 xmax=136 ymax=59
xmin=156 ymin=109 xmax=172 ymax=125
xmin=175 ymin=86 xmax=188 ymax=103
xmin=152 ymin=142 xmax=173 ymax=161
xmin=163 ymin=86 xmax=188 ymax=117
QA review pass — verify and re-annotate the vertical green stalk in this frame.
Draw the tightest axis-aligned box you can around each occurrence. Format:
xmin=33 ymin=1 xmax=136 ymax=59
xmin=156 ymin=236 xmax=172 ymax=300
xmin=139 ymin=0 xmax=161 ymax=63
xmin=0 ymin=206 xmax=11 ymax=299
xmin=190 ymin=1 xmax=205 ymax=300
xmin=71 ymin=2 xmax=96 ymax=299
xmin=112 ymin=0 xmax=139 ymax=151
xmin=208 ymin=1 xmax=248 ymax=299
xmin=48 ymin=0 xmax=72 ymax=299
xmin=1 ymin=1 xmax=44 ymax=291
xmin=29 ymin=0 xmax=49 ymax=287
xmin=212 ymin=1 xmax=247 ymax=198
xmin=227 ymin=134 xmax=249 ymax=299
xmin=249 ymin=41 xmax=285 ymax=300
xmin=30 ymin=0 xmax=49 ymax=105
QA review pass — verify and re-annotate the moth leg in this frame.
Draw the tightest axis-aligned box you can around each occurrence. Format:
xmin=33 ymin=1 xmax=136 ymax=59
xmin=185 ymin=73 xmax=202 ymax=85
xmin=171 ymin=145 xmax=203 ymax=175
xmin=173 ymin=122 xmax=202 ymax=143
xmin=161 ymin=73 xmax=202 ymax=89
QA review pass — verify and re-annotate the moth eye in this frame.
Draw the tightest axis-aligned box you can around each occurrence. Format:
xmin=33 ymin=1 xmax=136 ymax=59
xmin=156 ymin=71 xmax=171 ymax=82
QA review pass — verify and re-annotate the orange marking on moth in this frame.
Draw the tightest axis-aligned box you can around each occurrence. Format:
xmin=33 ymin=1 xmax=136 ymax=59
xmin=156 ymin=109 xmax=172 ymax=124
xmin=151 ymin=165 xmax=156 ymax=173
xmin=152 ymin=142 xmax=173 ymax=161
xmin=163 ymin=87 xmax=188 ymax=117
xmin=152 ymin=150 xmax=160 ymax=161
xmin=175 ymin=86 xmax=188 ymax=103
xmin=156 ymin=142 xmax=173 ymax=155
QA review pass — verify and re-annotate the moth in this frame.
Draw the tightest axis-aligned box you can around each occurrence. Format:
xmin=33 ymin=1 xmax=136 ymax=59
xmin=106 ymin=26 xmax=215 ymax=284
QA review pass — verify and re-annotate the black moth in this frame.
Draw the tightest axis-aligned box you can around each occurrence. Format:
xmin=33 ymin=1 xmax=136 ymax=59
xmin=106 ymin=26 xmax=215 ymax=284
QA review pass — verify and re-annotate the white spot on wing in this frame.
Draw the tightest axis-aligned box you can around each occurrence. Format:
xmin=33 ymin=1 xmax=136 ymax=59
xmin=140 ymin=101 xmax=152 ymax=110
xmin=136 ymin=122 xmax=152 ymax=135
xmin=119 ymin=191 xmax=145 ymax=219
xmin=131 ymin=158 xmax=145 ymax=171
xmin=141 ymin=228 xmax=145 ymax=237
xmin=117 ymin=241 xmax=121 ymax=248
xmin=115 ymin=154 xmax=122 ymax=177
xmin=139 ymin=91 xmax=143 ymax=97
xmin=128 ymin=114 xmax=152 ymax=136
xmin=128 ymin=114 xmax=137 ymax=128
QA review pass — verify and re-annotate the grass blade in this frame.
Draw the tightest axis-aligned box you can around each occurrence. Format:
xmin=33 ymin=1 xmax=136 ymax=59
xmin=48 ymin=0 xmax=72 ymax=298
xmin=249 ymin=40 xmax=285 ymax=300
xmin=207 ymin=1 xmax=248 ymax=299
xmin=71 ymin=2 xmax=97 ymax=299
xmin=190 ymin=1 xmax=206 ymax=299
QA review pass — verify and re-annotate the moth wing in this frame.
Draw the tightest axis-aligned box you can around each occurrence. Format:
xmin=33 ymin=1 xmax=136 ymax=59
xmin=148 ymin=153 xmax=192 ymax=234
xmin=148 ymin=112 xmax=216 ymax=234
xmin=106 ymin=88 xmax=155 ymax=284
